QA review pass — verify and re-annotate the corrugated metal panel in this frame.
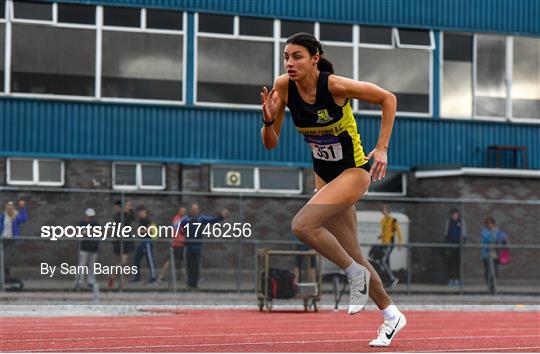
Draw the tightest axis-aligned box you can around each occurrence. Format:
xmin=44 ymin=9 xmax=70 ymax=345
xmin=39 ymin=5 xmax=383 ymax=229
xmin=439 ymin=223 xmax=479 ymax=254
xmin=1 ymin=98 xmax=539 ymax=169
xmin=56 ymin=0 xmax=540 ymax=36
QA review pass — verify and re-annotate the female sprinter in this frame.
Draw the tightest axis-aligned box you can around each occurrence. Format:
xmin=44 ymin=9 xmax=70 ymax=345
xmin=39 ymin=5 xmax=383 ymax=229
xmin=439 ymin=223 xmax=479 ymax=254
xmin=260 ymin=33 xmax=405 ymax=347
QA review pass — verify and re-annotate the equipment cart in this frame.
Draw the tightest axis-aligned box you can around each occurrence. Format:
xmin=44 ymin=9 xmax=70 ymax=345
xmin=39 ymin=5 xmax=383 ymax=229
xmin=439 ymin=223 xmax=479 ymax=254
xmin=255 ymin=248 xmax=322 ymax=312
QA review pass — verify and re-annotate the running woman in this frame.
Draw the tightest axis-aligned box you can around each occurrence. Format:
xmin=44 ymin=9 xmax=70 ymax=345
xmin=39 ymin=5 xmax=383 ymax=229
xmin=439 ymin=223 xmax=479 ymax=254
xmin=260 ymin=33 xmax=406 ymax=347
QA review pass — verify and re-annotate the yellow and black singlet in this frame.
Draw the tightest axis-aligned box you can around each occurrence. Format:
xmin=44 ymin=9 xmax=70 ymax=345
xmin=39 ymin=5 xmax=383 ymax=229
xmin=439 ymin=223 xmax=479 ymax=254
xmin=287 ymin=72 xmax=370 ymax=183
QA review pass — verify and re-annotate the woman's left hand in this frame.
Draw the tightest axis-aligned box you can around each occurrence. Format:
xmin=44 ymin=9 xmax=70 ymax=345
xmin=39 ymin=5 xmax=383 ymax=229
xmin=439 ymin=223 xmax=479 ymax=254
xmin=366 ymin=147 xmax=388 ymax=181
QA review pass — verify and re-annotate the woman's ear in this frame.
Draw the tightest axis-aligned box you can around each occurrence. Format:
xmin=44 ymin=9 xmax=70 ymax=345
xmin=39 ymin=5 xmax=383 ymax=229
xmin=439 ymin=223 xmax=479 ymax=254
xmin=312 ymin=54 xmax=320 ymax=66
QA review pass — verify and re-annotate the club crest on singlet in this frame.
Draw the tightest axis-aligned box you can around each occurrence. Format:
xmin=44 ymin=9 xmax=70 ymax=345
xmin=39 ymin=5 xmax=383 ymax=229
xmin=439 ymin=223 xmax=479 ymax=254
xmin=316 ymin=109 xmax=334 ymax=124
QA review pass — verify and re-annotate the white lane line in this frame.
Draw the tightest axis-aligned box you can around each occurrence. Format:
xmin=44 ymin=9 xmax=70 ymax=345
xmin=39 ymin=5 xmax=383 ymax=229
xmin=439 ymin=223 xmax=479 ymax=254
xmin=3 ymin=327 xmax=539 ymax=343
xmin=7 ymin=335 xmax=539 ymax=352
xmin=3 ymin=323 xmax=537 ymax=336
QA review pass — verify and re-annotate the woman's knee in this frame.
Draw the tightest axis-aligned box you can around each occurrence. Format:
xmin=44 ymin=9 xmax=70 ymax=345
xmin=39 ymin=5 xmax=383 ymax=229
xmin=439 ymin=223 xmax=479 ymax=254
xmin=291 ymin=214 xmax=317 ymax=242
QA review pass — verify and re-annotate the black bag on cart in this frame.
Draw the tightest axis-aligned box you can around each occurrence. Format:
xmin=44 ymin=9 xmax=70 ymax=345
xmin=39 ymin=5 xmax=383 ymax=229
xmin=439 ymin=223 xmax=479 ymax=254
xmin=5 ymin=277 xmax=24 ymax=291
xmin=261 ymin=268 xmax=296 ymax=299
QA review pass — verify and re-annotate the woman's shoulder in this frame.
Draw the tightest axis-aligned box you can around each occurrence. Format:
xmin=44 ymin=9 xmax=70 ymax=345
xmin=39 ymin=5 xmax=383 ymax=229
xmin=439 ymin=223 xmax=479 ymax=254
xmin=274 ymin=74 xmax=289 ymax=101
xmin=327 ymin=74 xmax=354 ymax=96
xmin=274 ymin=74 xmax=289 ymax=90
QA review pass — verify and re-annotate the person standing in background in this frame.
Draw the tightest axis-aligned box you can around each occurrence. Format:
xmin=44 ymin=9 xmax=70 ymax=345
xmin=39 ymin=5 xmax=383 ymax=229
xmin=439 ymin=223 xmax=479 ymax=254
xmin=444 ymin=208 xmax=466 ymax=286
xmin=378 ymin=204 xmax=402 ymax=288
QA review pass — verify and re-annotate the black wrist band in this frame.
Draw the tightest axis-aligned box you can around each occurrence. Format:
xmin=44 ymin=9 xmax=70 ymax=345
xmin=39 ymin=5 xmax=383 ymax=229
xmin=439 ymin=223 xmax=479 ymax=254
xmin=263 ymin=118 xmax=275 ymax=126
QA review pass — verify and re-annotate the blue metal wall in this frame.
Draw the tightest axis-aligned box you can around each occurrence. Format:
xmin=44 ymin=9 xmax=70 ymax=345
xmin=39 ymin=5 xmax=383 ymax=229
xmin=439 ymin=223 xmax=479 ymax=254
xmin=1 ymin=98 xmax=538 ymax=170
xmin=57 ymin=0 xmax=540 ymax=36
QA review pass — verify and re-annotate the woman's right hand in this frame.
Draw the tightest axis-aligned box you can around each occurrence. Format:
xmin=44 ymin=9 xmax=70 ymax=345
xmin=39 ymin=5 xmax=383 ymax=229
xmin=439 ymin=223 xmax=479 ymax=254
xmin=261 ymin=87 xmax=280 ymax=123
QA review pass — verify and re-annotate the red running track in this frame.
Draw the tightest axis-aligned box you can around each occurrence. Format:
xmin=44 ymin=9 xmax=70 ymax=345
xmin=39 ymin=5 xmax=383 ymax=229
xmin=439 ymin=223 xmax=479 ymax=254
xmin=1 ymin=310 xmax=539 ymax=352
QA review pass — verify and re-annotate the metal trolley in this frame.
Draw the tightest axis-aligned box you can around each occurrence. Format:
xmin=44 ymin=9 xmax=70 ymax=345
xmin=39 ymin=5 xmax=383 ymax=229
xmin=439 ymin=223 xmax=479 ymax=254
xmin=255 ymin=248 xmax=322 ymax=312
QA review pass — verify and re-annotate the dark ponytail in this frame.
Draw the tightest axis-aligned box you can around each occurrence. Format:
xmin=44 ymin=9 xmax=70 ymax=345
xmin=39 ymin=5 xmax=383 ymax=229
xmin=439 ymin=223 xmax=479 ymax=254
xmin=286 ymin=32 xmax=334 ymax=74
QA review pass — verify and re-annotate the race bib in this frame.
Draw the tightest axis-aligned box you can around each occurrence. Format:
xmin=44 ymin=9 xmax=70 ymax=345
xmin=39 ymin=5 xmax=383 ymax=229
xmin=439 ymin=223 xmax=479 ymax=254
xmin=305 ymin=136 xmax=343 ymax=161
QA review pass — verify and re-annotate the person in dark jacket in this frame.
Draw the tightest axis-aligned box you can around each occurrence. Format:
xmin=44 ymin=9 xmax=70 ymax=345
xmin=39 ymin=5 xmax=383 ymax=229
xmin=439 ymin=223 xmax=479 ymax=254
xmin=444 ymin=208 xmax=466 ymax=286
xmin=74 ymin=208 xmax=100 ymax=290
xmin=180 ymin=203 xmax=228 ymax=289
xmin=108 ymin=200 xmax=135 ymax=289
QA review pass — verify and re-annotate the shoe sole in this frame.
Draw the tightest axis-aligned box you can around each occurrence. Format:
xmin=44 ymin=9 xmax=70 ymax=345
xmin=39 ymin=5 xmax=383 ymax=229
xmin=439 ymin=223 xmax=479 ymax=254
xmin=369 ymin=313 xmax=407 ymax=347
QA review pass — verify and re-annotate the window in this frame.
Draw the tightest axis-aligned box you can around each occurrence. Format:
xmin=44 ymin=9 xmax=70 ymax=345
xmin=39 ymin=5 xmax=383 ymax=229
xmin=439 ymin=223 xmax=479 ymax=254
xmin=239 ymin=17 xmax=273 ymax=37
xmin=211 ymin=166 xmax=255 ymax=190
xmin=211 ymin=166 xmax=302 ymax=193
xmin=103 ymin=6 xmax=140 ymax=28
xmin=441 ymin=33 xmax=473 ymax=118
xmin=324 ymin=45 xmax=353 ymax=77
xmin=359 ymin=26 xmax=393 ymax=46
xmin=442 ymin=33 xmax=539 ymax=121
xmin=319 ymin=23 xmax=353 ymax=78
xmin=395 ymin=28 xmax=434 ymax=49
xmin=358 ymin=47 xmax=430 ymax=113
xmin=0 ymin=24 xmax=4 ymax=89
xmin=366 ymin=172 xmax=406 ymax=196
xmin=196 ymin=14 xmax=273 ymax=105
xmin=512 ymin=37 xmax=540 ymax=120
xmin=13 ymin=1 xmax=52 ymax=21
xmin=476 ymin=35 xmax=506 ymax=118
xmin=102 ymin=31 xmax=183 ymax=100
xmin=146 ymin=9 xmax=183 ymax=30
xmin=320 ymin=23 xmax=352 ymax=43
xmin=258 ymin=168 xmax=302 ymax=192
xmin=281 ymin=20 xmax=314 ymax=38
xmin=140 ymin=165 xmax=164 ymax=187
xmin=1 ymin=0 xmax=5 ymax=19
xmin=198 ymin=13 xmax=233 ymax=34
xmin=113 ymin=163 xmax=165 ymax=190
xmin=58 ymin=3 xmax=95 ymax=25
xmin=357 ymin=27 xmax=432 ymax=114
xmin=11 ymin=24 xmax=95 ymax=96
xmin=7 ymin=158 xmax=64 ymax=186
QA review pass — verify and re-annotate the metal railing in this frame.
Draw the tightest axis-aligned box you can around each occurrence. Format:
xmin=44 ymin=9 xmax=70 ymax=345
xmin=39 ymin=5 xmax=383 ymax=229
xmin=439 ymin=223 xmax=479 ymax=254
xmin=1 ymin=235 xmax=539 ymax=295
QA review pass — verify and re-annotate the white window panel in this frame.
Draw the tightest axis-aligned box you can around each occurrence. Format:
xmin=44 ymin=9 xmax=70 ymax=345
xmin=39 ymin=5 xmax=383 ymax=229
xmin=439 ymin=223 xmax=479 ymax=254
xmin=140 ymin=164 xmax=165 ymax=189
xmin=7 ymin=158 xmax=64 ymax=186
xmin=512 ymin=37 xmax=540 ymax=120
xmin=113 ymin=162 xmax=165 ymax=190
xmin=475 ymin=34 xmax=507 ymax=118
xmin=258 ymin=168 xmax=302 ymax=193
xmin=211 ymin=166 xmax=302 ymax=194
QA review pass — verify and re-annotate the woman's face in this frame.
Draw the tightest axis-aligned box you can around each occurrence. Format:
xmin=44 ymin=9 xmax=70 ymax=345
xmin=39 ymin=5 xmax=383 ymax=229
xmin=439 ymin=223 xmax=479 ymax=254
xmin=283 ymin=44 xmax=318 ymax=81
xmin=5 ymin=203 xmax=14 ymax=215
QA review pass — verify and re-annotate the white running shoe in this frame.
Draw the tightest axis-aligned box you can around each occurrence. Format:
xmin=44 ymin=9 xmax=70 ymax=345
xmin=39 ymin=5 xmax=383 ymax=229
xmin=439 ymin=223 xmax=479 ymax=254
xmin=369 ymin=311 xmax=407 ymax=347
xmin=347 ymin=265 xmax=370 ymax=315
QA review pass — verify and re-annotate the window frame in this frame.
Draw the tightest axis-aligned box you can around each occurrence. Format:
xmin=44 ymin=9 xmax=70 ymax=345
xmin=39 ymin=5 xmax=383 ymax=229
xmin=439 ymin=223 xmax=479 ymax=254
xmin=4 ymin=1 xmax=186 ymax=105
xmin=365 ymin=173 xmax=407 ymax=197
xmin=0 ymin=3 xmax=6 ymax=96
xmin=357 ymin=31 xmax=433 ymax=117
xmin=112 ymin=162 xmax=166 ymax=190
xmin=440 ymin=32 xmax=539 ymax=124
xmin=210 ymin=165 xmax=303 ymax=194
xmin=194 ymin=13 xmax=276 ymax=109
xmin=195 ymin=14 xmax=434 ymax=117
xmin=6 ymin=158 xmax=65 ymax=186
xmin=394 ymin=28 xmax=435 ymax=50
